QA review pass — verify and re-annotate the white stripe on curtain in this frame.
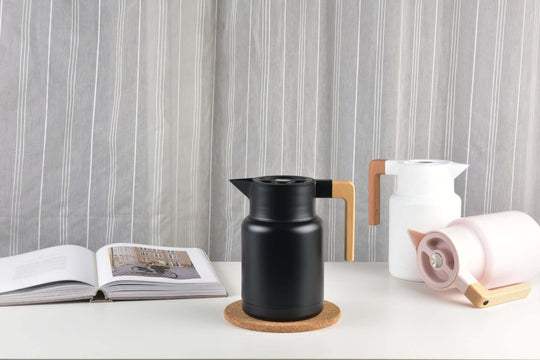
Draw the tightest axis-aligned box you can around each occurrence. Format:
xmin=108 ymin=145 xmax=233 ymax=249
xmin=37 ymin=0 xmax=53 ymax=250
xmin=463 ymin=0 xmax=480 ymax=216
xmin=10 ymin=0 xmax=31 ymax=255
xmin=130 ymin=0 xmax=141 ymax=244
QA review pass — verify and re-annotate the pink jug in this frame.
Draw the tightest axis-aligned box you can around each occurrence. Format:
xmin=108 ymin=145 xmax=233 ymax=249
xmin=409 ymin=211 xmax=540 ymax=307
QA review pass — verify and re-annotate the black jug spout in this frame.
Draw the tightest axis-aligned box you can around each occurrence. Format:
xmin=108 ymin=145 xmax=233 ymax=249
xmin=230 ymin=178 xmax=253 ymax=198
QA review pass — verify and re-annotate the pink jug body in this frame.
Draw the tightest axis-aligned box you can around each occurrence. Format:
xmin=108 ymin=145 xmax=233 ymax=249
xmin=450 ymin=211 xmax=540 ymax=289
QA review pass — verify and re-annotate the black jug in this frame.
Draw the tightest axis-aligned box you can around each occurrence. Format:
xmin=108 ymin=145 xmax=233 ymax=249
xmin=230 ymin=176 xmax=355 ymax=321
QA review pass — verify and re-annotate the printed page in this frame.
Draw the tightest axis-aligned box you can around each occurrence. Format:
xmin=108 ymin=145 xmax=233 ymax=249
xmin=96 ymin=243 xmax=219 ymax=287
xmin=0 ymin=245 xmax=98 ymax=293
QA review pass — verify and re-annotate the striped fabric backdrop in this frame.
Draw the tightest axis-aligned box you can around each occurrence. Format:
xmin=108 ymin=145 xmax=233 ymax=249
xmin=0 ymin=0 xmax=539 ymax=261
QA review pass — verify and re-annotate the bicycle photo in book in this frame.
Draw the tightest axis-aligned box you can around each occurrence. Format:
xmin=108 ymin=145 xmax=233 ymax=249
xmin=0 ymin=243 xmax=227 ymax=306
xmin=108 ymin=246 xmax=201 ymax=280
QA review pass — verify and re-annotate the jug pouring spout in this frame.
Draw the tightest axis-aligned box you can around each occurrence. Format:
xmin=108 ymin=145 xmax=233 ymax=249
xmin=449 ymin=162 xmax=469 ymax=179
xmin=230 ymin=178 xmax=253 ymax=197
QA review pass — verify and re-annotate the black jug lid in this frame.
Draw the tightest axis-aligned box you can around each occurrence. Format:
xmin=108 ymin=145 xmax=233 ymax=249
xmin=249 ymin=175 xmax=316 ymax=222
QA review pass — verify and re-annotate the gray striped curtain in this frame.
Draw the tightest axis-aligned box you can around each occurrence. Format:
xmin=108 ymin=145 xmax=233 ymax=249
xmin=1 ymin=0 xmax=539 ymax=261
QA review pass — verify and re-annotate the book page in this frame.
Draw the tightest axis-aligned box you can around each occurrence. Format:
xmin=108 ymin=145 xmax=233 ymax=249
xmin=0 ymin=245 xmax=98 ymax=293
xmin=96 ymin=243 xmax=220 ymax=287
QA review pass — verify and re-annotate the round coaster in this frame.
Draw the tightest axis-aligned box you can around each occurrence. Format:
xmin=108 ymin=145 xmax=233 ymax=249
xmin=224 ymin=300 xmax=341 ymax=333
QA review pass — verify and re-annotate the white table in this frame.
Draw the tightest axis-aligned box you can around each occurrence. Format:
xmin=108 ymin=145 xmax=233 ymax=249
xmin=1 ymin=262 xmax=539 ymax=359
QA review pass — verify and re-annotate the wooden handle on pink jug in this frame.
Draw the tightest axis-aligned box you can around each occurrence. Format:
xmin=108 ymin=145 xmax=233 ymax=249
xmin=464 ymin=282 xmax=532 ymax=308
xmin=369 ymin=160 xmax=386 ymax=225
xmin=332 ymin=180 xmax=355 ymax=261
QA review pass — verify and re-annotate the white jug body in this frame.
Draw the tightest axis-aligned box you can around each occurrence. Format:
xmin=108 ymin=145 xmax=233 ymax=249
xmin=369 ymin=159 xmax=468 ymax=281
xmin=388 ymin=192 xmax=462 ymax=281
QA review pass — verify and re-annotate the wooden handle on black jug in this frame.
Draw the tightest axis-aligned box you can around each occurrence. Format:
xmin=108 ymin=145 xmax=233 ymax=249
xmin=332 ymin=180 xmax=355 ymax=261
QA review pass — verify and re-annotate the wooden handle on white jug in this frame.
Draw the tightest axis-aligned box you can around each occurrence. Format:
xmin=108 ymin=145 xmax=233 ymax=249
xmin=332 ymin=180 xmax=355 ymax=261
xmin=369 ymin=159 xmax=386 ymax=225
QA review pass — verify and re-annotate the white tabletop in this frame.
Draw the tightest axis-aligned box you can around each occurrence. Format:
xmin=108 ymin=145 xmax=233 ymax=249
xmin=1 ymin=262 xmax=539 ymax=359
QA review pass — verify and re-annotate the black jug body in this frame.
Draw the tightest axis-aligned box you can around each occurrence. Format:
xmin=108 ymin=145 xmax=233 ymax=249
xmin=241 ymin=215 xmax=324 ymax=321
xmin=230 ymin=175 xmax=355 ymax=322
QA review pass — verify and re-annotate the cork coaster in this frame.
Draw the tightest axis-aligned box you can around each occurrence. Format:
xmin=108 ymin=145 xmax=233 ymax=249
xmin=224 ymin=300 xmax=341 ymax=333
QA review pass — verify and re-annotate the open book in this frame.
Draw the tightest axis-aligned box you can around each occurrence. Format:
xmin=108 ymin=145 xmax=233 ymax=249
xmin=0 ymin=243 xmax=227 ymax=306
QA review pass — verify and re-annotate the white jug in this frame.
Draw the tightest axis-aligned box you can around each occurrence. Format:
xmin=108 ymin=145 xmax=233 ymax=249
xmin=369 ymin=159 xmax=468 ymax=281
